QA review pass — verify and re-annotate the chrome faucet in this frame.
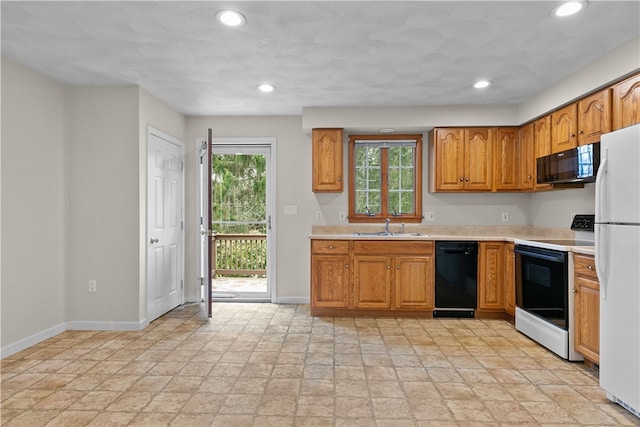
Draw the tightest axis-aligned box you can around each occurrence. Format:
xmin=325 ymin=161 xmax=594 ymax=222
xmin=384 ymin=218 xmax=391 ymax=234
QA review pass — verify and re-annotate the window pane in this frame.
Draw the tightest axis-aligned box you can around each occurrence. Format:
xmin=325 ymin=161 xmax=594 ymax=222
xmin=387 ymin=146 xmax=415 ymax=215
xmin=355 ymin=145 xmax=381 ymax=214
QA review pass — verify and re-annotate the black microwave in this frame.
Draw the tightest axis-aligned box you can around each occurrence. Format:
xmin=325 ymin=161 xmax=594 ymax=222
xmin=537 ymin=143 xmax=600 ymax=184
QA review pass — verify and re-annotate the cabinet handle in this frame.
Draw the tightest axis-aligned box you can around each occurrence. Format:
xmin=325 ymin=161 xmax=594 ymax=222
xmin=572 ymin=288 xmax=577 ymax=293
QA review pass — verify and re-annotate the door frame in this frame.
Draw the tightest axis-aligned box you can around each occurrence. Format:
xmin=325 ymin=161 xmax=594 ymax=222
xmin=146 ymin=126 xmax=185 ymax=321
xmin=196 ymin=137 xmax=277 ymax=303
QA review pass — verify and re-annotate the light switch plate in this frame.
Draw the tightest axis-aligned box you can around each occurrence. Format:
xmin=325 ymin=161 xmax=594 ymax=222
xmin=284 ymin=205 xmax=298 ymax=215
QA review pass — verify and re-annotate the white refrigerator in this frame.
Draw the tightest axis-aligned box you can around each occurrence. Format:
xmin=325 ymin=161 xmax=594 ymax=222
xmin=595 ymin=123 xmax=640 ymax=418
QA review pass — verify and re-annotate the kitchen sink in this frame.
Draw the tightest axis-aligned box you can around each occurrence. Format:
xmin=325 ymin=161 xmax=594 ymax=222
xmin=352 ymin=232 xmax=427 ymax=237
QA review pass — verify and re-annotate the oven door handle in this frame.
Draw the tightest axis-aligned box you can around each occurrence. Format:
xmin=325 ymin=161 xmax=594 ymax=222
xmin=514 ymin=247 xmax=565 ymax=262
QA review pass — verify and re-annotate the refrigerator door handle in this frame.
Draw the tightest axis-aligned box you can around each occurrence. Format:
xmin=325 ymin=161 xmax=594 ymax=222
xmin=595 ymin=150 xmax=607 ymax=223
xmin=595 ymin=224 xmax=608 ymax=300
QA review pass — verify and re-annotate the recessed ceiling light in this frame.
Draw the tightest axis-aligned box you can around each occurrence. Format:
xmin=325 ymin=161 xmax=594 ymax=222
xmin=473 ymin=80 xmax=492 ymax=89
xmin=553 ymin=1 xmax=586 ymax=17
xmin=378 ymin=128 xmax=395 ymax=133
xmin=257 ymin=83 xmax=276 ymax=93
xmin=216 ymin=10 xmax=246 ymax=27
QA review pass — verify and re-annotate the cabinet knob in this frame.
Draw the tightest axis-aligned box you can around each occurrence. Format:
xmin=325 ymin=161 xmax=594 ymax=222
xmin=460 ymin=177 xmax=464 ymax=182
xmin=572 ymin=288 xmax=577 ymax=293
xmin=396 ymin=265 xmax=400 ymax=269
xmin=465 ymin=177 xmax=469 ymax=181
xmin=345 ymin=264 xmax=349 ymax=269
xmin=578 ymin=130 xmax=584 ymax=135
xmin=587 ymin=265 xmax=593 ymax=270
xmin=328 ymin=245 xmax=334 ymax=249
xmin=570 ymin=133 xmax=576 ymax=138
xmin=387 ymin=265 xmax=391 ymax=269
xmin=528 ymin=175 xmax=532 ymax=180
xmin=337 ymin=177 xmax=342 ymax=181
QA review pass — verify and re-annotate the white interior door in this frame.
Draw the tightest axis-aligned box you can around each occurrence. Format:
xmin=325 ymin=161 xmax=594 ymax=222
xmin=147 ymin=128 xmax=184 ymax=322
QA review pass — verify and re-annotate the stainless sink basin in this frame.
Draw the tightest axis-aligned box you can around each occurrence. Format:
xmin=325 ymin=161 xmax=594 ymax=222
xmin=352 ymin=232 xmax=427 ymax=237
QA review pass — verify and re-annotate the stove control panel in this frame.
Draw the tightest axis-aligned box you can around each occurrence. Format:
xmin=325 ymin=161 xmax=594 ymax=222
xmin=571 ymin=214 xmax=595 ymax=231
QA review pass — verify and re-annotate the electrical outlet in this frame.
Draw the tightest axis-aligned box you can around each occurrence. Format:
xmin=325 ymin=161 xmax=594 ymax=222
xmin=315 ymin=211 xmax=322 ymax=221
xmin=425 ymin=211 xmax=435 ymax=221
xmin=88 ymin=280 xmax=97 ymax=292
xmin=501 ymin=212 xmax=509 ymax=222
xmin=339 ymin=212 xmax=346 ymax=221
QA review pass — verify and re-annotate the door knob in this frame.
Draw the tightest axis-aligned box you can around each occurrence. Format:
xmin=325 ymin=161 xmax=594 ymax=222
xmin=150 ymin=238 xmax=159 ymax=244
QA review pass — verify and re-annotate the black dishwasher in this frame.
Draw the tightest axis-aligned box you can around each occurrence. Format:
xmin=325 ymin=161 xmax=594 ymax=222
xmin=434 ymin=241 xmax=478 ymax=318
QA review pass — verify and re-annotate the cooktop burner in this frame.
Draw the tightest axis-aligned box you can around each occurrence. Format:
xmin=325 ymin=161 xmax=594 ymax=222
xmin=527 ymin=239 xmax=594 ymax=246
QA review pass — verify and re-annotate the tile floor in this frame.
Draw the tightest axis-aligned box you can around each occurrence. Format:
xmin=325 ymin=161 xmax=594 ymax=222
xmin=2 ymin=303 xmax=639 ymax=426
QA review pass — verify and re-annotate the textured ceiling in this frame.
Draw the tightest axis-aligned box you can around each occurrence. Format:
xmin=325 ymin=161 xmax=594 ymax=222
xmin=2 ymin=1 xmax=639 ymax=116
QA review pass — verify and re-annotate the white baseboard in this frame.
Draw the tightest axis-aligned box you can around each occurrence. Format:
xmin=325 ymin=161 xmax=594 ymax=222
xmin=67 ymin=319 xmax=148 ymax=332
xmin=1 ymin=322 xmax=67 ymax=359
xmin=184 ymin=294 xmax=202 ymax=303
xmin=273 ymin=297 xmax=310 ymax=304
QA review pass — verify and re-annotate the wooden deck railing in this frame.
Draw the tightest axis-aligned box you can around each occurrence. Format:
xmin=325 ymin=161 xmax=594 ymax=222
xmin=212 ymin=234 xmax=267 ymax=277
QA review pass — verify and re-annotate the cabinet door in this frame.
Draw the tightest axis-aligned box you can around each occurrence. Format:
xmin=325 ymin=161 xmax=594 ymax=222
xmin=478 ymin=242 xmax=505 ymax=310
xmin=353 ymin=256 xmax=392 ymax=309
xmin=534 ymin=115 xmax=551 ymax=158
xmin=574 ymin=275 xmax=600 ymax=363
xmin=464 ymin=128 xmax=493 ymax=191
xmin=551 ymin=103 xmax=578 ymax=153
xmin=518 ymin=123 xmax=535 ymax=190
xmin=434 ymin=128 xmax=465 ymax=191
xmin=312 ymin=128 xmax=343 ymax=192
xmin=494 ymin=127 xmax=519 ymax=191
xmin=577 ymin=89 xmax=611 ymax=146
xmin=394 ymin=256 xmax=434 ymax=309
xmin=612 ymin=74 xmax=640 ymax=131
xmin=533 ymin=116 xmax=553 ymax=191
xmin=504 ymin=243 xmax=515 ymax=317
xmin=311 ymin=254 xmax=350 ymax=308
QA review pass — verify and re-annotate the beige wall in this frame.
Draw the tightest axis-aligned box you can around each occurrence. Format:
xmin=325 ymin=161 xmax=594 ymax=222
xmin=1 ymin=58 xmax=68 ymax=352
xmin=66 ymin=86 xmax=141 ymax=324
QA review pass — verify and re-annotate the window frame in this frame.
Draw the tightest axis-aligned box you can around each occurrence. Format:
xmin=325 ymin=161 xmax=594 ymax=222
xmin=348 ymin=133 xmax=423 ymax=223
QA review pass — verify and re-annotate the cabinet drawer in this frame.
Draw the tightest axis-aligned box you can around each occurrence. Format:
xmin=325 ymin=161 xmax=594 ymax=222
xmin=312 ymin=240 xmax=349 ymax=254
xmin=574 ymin=254 xmax=598 ymax=280
xmin=353 ymin=240 xmax=433 ymax=255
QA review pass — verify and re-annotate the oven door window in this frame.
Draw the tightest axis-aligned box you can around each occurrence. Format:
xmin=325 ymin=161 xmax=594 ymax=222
xmin=516 ymin=249 xmax=568 ymax=330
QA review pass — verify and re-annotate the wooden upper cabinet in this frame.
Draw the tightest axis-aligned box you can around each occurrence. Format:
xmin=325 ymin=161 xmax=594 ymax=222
xmin=494 ymin=127 xmax=519 ymax=191
xmin=518 ymin=123 xmax=535 ymax=191
xmin=312 ymin=128 xmax=343 ymax=192
xmin=464 ymin=128 xmax=493 ymax=191
xmin=551 ymin=103 xmax=578 ymax=153
xmin=431 ymin=127 xmax=493 ymax=192
xmin=433 ymin=128 xmax=465 ymax=191
xmin=534 ymin=115 xmax=551 ymax=158
xmin=612 ymin=73 xmax=640 ymax=131
xmin=577 ymin=89 xmax=611 ymax=145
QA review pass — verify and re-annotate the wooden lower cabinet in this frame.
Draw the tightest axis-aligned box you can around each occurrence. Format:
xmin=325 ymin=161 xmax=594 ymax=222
xmin=395 ymin=256 xmax=434 ymax=309
xmin=504 ymin=243 xmax=516 ymax=317
xmin=353 ymin=256 xmax=392 ymax=309
xmin=477 ymin=242 xmax=506 ymax=317
xmin=573 ymin=254 xmax=600 ymax=363
xmin=310 ymin=240 xmax=350 ymax=309
xmin=311 ymin=239 xmax=434 ymax=316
